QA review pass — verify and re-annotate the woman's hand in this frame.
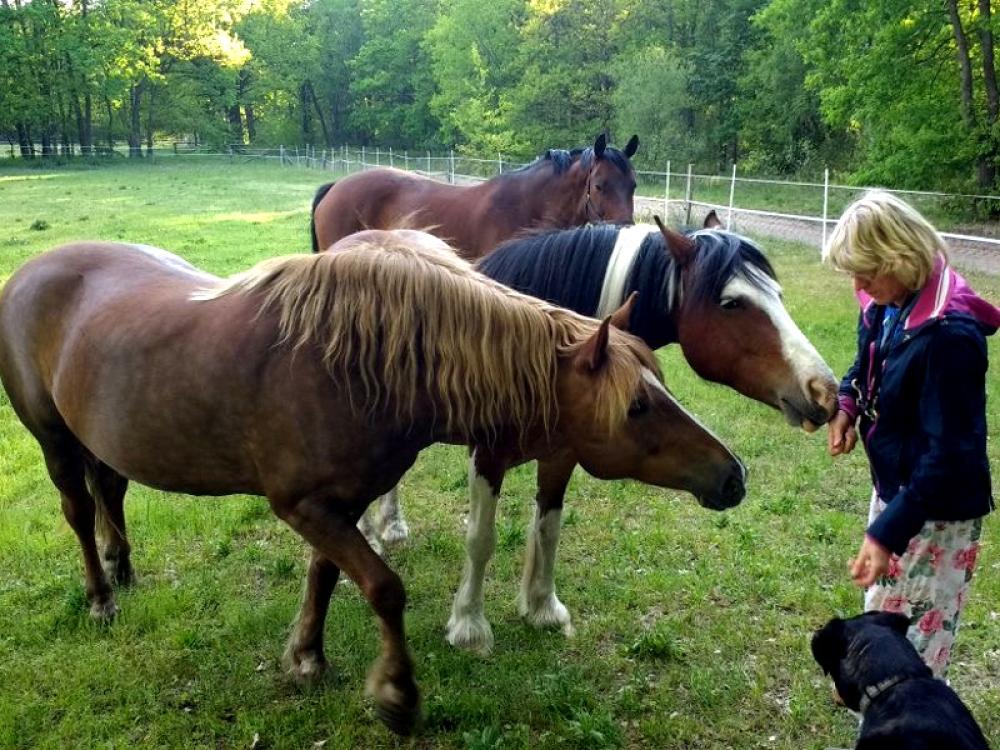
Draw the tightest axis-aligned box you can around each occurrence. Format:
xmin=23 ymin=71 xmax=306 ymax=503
xmin=827 ymin=409 xmax=857 ymax=456
xmin=849 ymin=535 xmax=890 ymax=587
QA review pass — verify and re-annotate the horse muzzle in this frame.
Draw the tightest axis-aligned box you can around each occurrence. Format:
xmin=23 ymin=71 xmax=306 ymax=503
xmin=697 ymin=458 xmax=746 ymax=511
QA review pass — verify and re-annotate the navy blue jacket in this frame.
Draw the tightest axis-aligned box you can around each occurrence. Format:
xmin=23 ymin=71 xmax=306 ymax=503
xmin=838 ymin=258 xmax=999 ymax=554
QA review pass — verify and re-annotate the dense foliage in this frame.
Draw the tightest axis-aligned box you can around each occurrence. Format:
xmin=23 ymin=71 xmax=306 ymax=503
xmin=3 ymin=0 xmax=1000 ymax=189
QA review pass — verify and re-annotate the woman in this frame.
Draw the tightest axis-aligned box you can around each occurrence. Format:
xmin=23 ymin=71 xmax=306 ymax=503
xmin=824 ymin=190 xmax=998 ymax=677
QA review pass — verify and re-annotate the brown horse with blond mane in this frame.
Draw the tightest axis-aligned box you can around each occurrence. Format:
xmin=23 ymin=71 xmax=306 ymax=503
xmin=311 ymin=133 xmax=639 ymax=258
xmin=0 ymin=230 xmax=744 ymax=736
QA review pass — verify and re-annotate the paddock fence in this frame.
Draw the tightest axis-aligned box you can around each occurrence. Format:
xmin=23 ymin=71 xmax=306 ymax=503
xmin=8 ymin=141 xmax=1000 ymax=274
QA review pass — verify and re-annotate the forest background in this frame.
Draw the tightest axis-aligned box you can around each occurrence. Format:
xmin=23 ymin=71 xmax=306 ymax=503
xmin=3 ymin=0 xmax=1000 ymax=194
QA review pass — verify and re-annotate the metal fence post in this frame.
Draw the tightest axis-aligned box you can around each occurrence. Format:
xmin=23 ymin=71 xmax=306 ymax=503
xmin=427 ymin=150 xmax=431 ymax=174
xmin=404 ymin=150 xmax=409 ymax=171
xmin=684 ymin=163 xmax=694 ymax=226
xmin=498 ymin=152 xmax=503 ymax=175
xmin=450 ymin=149 xmax=455 ymax=184
xmin=664 ymin=160 xmax=671 ymax=219
xmin=822 ymin=168 xmax=830 ymax=252
xmin=362 ymin=145 xmax=366 ymax=171
xmin=376 ymin=147 xmax=380 ymax=167
xmin=279 ymin=144 xmax=285 ymax=165
xmin=727 ymin=163 xmax=737 ymax=230
xmin=389 ymin=147 xmax=393 ymax=168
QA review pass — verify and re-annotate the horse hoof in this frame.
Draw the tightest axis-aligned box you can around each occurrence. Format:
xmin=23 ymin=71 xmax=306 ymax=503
xmin=380 ymin=520 xmax=409 ymax=546
xmin=89 ymin=598 xmax=118 ymax=621
xmin=366 ymin=672 xmax=420 ymax=736
xmin=520 ymin=594 xmax=575 ymax=636
xmin=445 ymin=614 xmax=494 ymax=656
xmin=282 ymin=649 xmax=328 ymax=683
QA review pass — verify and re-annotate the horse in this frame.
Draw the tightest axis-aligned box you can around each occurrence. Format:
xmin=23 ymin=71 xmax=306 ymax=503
xmin=310 ymin=133 xmax=639 ymax=259
xmin=367 ymin=214 xmax=840 ymax=655
xmin=0 ymin=230 xmax=745 ymax=736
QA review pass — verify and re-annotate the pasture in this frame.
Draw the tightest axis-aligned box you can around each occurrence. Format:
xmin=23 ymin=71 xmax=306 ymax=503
xmin=0 ymin=160 xmax=997 ymax=749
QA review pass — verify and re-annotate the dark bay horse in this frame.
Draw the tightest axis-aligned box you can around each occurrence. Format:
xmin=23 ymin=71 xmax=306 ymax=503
xmin=0 ymin=230 xmax=744 ymax=736
xmin=370 ymin=215 xmax=839 ymax=655
xmin=310 ymin=133 xmax=639 ymax=259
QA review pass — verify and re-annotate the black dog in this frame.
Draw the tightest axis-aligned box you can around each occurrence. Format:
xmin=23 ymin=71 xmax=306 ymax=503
xmin=812 ymin=611 xmax=990 ymax=750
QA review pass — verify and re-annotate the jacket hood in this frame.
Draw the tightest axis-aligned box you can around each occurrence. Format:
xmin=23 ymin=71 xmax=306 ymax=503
xmin=856 ymin=255 xmax=1000 ymax=335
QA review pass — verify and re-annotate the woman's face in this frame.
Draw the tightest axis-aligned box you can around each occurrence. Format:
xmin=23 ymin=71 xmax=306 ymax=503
xmin=852 ymin=272 xmax=911 ymax=306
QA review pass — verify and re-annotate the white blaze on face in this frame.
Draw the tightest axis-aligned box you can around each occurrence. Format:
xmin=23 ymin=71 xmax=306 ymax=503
xmin=640 ymin=368 xmax=743 ymax=474
xmin=719 ymin=268 xmax=833 ymax=396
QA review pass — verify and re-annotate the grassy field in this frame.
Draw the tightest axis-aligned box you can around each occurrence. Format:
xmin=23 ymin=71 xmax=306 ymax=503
xmin=0 ymin=158 xmax=997 ymax=750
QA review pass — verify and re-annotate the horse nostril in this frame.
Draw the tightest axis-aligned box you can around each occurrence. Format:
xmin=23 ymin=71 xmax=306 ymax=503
xmin=807 ymin=375 xmax=838 ymax=417
xmin=722 ymin=464 xmax=746 ymax=506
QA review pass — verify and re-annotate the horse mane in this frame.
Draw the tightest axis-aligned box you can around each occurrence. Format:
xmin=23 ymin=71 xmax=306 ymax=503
xmin=478 ymin=225 xmax=778 ymax=350
xmin=511 ymin=144 xmax=633 ymax=177
xmin=193 ymin=233 xmax=655 ymax=440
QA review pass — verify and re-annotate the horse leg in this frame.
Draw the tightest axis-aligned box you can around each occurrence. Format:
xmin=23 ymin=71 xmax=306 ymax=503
xmin=275 ymin=497 xmax=419 ymax=736
xmin=376 ymin=486 xmax=409 ymax=546
xmin=356 ymin=486 xmax=408 ymax=556
xmin=283 ymin=548 xmax=340 ymax=681
xmin=446 ymin=448 xmax=505 ymax=655
xmin=88 ymin=462 xmax=134 ymax=587
xmin=357 ymin=506 xmax=384 ymax=557
xmin=517 ymin=455 xmax=576 ymax=637
xmin=42 ymin=439 xmax=116 ymax=620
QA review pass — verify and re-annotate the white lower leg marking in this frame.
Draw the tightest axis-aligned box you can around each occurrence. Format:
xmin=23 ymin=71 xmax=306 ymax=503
xmin=519 ymin=506 xmax=574 ymax=636
xmin=446 ymin=457 xmax=498 ymax=654
xmin=377 ymin=486 xmax=409 ymax=545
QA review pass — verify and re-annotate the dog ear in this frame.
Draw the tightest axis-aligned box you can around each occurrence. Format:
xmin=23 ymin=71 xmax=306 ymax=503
xmin=811 ymin=618 xmax=847 ymax=675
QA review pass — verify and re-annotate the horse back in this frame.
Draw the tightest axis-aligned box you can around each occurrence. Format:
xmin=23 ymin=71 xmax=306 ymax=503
xmin=0 ymin=242 xmax=229 ymax=456
xmin=313 ymin=168 xmax=490 ymax=256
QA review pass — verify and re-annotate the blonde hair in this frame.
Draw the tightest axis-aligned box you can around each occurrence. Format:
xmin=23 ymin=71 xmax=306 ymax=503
xmin=823 ymin=190 xmax=948 ymax=291
xmin=193 ymin=230 xmax=657 ymax=441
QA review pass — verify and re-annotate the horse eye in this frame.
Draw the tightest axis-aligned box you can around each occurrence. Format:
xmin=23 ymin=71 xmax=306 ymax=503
xmin=628 ymin=398 xmax=649 ymax=418
xmin=720 ymin=297 xmax=743 ymax=310
xmin=594 ymin=182 xmax=604 ymax=192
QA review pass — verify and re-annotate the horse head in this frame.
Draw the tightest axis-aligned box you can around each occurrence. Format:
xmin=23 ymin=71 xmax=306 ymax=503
xmin=553 ymin=300 xmax=745 ymax=510
xmin=653 ymin=216 xmax=838 ymax=431
xmin=578 ymin=133 xmax=639 ymax=224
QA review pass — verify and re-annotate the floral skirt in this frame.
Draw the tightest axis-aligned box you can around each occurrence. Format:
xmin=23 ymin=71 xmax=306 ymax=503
xmin=864 ymin=491 xmax=984 ymax=679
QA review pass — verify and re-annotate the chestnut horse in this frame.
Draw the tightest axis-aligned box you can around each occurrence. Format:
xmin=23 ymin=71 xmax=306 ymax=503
xmin=0 ymin=230 xmax=744 ymax=736
xmin=310 ymin=133 xmax=639 ymax=259
xmin=366 ymin=215 xmax=839 ymax=655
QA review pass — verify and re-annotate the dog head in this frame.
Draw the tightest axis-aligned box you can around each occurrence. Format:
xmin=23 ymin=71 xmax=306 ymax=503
xmin=811 ymin=612 xmax=913 ymax=710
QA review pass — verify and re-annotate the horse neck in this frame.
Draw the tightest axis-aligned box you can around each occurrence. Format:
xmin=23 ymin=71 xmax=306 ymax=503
xmin=511 ymin=162 xmax=588 ymax=227
xmin=619 ymin=235 xmax=682 ymax=350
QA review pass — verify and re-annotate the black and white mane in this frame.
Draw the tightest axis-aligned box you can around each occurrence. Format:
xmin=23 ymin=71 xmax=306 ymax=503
xmin=476 ymin=223 xmax=777 ymax=350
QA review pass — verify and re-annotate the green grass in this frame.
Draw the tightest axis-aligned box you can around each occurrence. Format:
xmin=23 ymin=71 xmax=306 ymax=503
xmin=1 ymin=159 xmax=998 ymax=750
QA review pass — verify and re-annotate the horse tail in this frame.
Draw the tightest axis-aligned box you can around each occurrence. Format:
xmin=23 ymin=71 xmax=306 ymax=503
xmin=311 ymin=182 xmax=336 ymax=253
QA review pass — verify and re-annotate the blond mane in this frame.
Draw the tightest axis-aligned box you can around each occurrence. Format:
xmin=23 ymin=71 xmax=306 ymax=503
xmin=194 ymin=230 xmax=657 ymax=440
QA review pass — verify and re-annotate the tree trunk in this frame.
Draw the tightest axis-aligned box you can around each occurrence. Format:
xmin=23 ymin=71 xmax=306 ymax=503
xmin=236 ymin=67 xmax=254 ymax=143
xmin=16 ymin=122 xmax=34 ymax=158
xmin=304 ymin=80 xmax=332 ymax=147
xmin=244 ymin=104 xmax=257 ymax=143
xmin=299 ymin=82 xmax=314 ymax=144
xmin=105 ymin=97 xmax=115 ymax=152
xmin=83 ymin=93 xmax=93 ymax=154
xmin=946 ymin=0 xmax=976 ymax=128
xmin=978 ymin=0 xmax=998 ymax=188
xmin=145 ymin=85 xmax=155 ymax=156
xmin=227 ymin=105 xmax=244 ymax=145
xmin=128 ymin=81 xmax=143 ymax=158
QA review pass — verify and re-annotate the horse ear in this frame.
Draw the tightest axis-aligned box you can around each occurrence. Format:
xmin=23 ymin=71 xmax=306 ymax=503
xmin=653 ymin=215 xmax=697 ymax=266
xmin=609 ymin=291 xmax=638 ymax=331
xmin=576 ymin=316 xmax=612 ymax=372
xmin=623 ymin=134 xmax=639 ymax=159
xmin=593 ymin=133 xmax=608 ymax=158
xmin=703 ymin=209 xmax=722 ymax=228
